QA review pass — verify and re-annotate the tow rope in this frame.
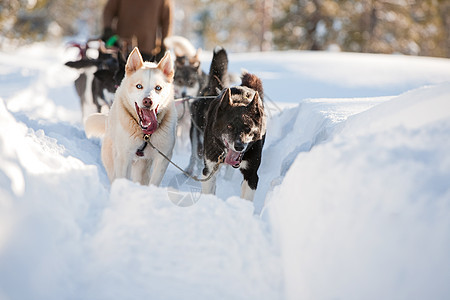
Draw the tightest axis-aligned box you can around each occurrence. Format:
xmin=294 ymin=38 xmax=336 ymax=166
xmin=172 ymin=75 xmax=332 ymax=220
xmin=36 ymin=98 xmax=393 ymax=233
xmin=137 ymin=134 xmax=224 ymax=182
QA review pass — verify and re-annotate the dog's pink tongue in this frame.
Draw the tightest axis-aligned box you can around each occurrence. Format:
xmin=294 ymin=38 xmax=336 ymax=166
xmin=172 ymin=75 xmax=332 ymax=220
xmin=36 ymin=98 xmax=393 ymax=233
xmin=225 ymin=149 xmax=241 ymax=167
xmin=137 ymin=104 xmax=158 ymax=134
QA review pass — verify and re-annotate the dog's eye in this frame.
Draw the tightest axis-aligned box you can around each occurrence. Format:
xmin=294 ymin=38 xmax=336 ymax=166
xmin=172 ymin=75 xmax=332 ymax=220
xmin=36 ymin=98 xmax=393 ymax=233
xmin=155 ymin=85 xmax=162 ymax=91
xmin=136 ymin=84 xmax=143 ymax=89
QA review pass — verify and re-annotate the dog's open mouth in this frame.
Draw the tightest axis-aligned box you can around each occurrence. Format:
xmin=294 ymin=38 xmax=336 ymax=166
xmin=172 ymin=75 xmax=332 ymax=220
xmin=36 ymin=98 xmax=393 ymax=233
xmin=224 ymin=143 xmax=243 ymax=168
xmin=135 ymin=102 xmax=158 ymax=135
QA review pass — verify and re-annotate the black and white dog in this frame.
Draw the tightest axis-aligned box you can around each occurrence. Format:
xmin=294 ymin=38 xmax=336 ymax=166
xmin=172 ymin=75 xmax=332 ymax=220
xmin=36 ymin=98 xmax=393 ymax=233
xmin=185 ymin=46 xmax=230 ymax=175
xmin=65 ymin=49 xmax=124 ymax=122
xmin=202 ymin=73 xmax=266 ymax=201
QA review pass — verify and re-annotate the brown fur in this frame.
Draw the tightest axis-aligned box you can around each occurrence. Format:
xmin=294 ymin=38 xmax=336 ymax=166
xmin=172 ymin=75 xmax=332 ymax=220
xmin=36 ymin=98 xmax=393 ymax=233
xmin=241 ymin=73 xmax=264 ymax=100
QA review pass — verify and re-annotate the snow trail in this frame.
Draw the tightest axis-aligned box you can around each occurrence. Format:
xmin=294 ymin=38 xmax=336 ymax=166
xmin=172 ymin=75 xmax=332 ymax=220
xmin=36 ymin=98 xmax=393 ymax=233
xmin=1 ymin=42 xmax=450 ymax=299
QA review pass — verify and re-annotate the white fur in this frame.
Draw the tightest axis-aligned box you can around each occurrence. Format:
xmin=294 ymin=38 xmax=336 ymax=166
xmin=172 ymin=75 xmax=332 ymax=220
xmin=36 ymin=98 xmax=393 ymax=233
xmin=164 ymin=36 xmax=197 ymax=58
xmin=84 ymin=113 xmax=107 ymax=138
xmin=238 ymin=161 xmax=249 ymax=171
xmin=241 ymin=180 xmax=255 ymax=201
xmin=82 ymin=67 xmax=98 ymax=124
xmin=85 ymin=48 xmax=177 ymax=186
xmin=201 ymin=159 xmax=220 ymax=195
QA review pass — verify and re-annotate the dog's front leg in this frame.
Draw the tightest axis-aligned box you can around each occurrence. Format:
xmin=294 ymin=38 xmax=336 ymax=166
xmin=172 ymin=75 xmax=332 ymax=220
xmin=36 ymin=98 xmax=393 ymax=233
xmin=239 ymin=138 xmax=264 ymax=201
xmin=185 ymin=126 xmax=199 ymax=175
xmin=114 ymin=153 xmax=132 ymax=180
xmin=201 ymin=159 xmax=220 ymax=195
xmin=131 ymin=158 xmax=152 ymax=185
xmin=241 ymin=179 xmax=256 ymax=201
xmin=239 ymin=162 xmax=259 ymax=201
xmin=148 ymin=154 xmax=170 ymax=187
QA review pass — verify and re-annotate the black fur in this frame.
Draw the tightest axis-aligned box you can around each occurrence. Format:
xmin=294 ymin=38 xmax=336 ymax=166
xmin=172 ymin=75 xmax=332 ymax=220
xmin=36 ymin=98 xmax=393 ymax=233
xmin=185 ymin=47 xmax=230 ymax=174
xmin=202 ymin=73 xmax=266 ymax=198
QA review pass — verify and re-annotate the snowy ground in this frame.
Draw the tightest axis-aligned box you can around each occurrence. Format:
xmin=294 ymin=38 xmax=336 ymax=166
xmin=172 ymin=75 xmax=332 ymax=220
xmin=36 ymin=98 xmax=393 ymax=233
xmin=1 ymin=42 xmax=450 ymax=300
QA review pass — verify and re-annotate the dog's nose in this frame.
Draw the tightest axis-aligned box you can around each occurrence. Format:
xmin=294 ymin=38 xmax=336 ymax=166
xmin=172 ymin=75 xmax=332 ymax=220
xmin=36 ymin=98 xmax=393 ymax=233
xmin=143 ymin=97 xmax=152 ymax=108
xmin=234 ymin=140 xmax=246 ymax=152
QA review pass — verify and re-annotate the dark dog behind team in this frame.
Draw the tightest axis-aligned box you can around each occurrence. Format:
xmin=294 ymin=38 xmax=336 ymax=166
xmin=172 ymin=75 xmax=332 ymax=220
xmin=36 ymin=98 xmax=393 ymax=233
xmin=202 ymin=73 xmax=266 ymax=201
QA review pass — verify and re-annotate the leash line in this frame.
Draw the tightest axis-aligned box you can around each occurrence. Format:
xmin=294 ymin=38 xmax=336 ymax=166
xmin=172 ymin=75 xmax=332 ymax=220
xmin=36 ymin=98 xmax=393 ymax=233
xmin=174 ymin=93 xmax=282 ymax=113
xmin=174 ymin=96 xmax=216 ymax=103
xmin=173 ymin=95 xmax=211 ymax=133
xmin=142 ymin=134 xmax=224 ymax=182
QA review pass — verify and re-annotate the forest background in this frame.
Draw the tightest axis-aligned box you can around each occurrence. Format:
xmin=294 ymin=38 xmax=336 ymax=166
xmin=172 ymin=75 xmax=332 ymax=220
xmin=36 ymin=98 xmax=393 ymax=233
xmin=1 ymin=0 xmax=449 ymax=58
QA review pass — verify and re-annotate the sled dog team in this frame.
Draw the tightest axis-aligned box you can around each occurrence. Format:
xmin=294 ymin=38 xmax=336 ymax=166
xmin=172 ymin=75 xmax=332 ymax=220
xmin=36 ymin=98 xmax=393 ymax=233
xmin=83 ymin=37 xmax=266 ymax=201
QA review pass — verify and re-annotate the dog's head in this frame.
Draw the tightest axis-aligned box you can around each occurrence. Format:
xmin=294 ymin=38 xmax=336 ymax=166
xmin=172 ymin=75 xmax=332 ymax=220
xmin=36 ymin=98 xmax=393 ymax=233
xmin=173 ymin=64 xmax=203 ymax=98
xmin=120 ymin=47 xmax=174 ymax=135
xmin=213 ymin=86 xmax=265 ymax=167
xmin=173 ymin=52 xmax=203 ymax=98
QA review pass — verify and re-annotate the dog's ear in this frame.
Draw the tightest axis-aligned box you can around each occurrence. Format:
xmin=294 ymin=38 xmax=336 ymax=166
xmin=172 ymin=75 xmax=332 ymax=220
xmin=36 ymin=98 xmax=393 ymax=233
xmin=195 ymin=48 xmax=202 ymax=58
xmin=157 ymin=51 xmax=174 ymax=81
xmin=219 ymin=88 xmax=232 ymax=109
xmin=249 ymin=91 xmax=262 ymax=115
xmin=190 ymin=49 xmax=202 ymax=69
xmin=175 ymin=56 xmax=186 ymax=68
xmin=190 ymin=60 xmax=201 ymax=69
xmin=125 ymin=47 xmax=144 ymax=76
xmin=250 ymin=91 xmax=260 ymax=105
xmin=250 ymin=92 xmax=265 ymax=126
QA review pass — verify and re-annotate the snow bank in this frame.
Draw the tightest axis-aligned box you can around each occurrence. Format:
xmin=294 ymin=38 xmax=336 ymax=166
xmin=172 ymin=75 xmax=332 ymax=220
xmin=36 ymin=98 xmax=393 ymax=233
xmin=83 ymin=180 xmax=281 ymax=300
xmin=0 ymin=100 xmax=281 ymax=300
xmin=268 ymin=83 xmax=450 ymax=299
xmin=226 ymin=51 xmax=450 ymax=102
xmin=0 ymin=98 xmax=108 ymax=299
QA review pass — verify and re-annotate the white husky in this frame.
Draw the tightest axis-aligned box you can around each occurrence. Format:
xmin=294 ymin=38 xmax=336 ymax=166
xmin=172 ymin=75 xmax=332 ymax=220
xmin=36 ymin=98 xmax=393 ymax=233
xmin=85 ymin=47 xmax=177 ymax=186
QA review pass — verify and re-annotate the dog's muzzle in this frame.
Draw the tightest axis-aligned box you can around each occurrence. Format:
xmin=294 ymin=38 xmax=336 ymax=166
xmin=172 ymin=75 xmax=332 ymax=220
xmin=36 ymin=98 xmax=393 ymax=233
xmin=224 ymin=141 xmax=245 ymax=168
xmin=135 ymin=102 xmax=158 ymax=135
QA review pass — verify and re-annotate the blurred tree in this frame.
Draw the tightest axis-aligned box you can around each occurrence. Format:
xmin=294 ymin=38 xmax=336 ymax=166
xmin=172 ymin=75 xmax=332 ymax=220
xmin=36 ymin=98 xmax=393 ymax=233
xmin=0 ymin=0 xmax=448 ymax=57
xmin=439 ymin=0 xmax=450 ymax=57
xmin=0 ymin=0 xmax=106 ymax=46
xmin=272 ymin=0 xmax=449 ymax=58
xmin=272 ymin=0 xmax=340 ymax=51
xmin=173 ymin=0 xmax=272 ymax=51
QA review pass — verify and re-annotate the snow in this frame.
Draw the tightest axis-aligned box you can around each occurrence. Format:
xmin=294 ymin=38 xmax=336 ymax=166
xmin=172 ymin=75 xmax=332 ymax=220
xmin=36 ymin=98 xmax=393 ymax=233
xmin=1 ymin=42 xmax=450 ymax=299
xmin=227 ymin=50 xmax=450 ymax=102
xmin=268 ymin=84 xmax=450 ymax=299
